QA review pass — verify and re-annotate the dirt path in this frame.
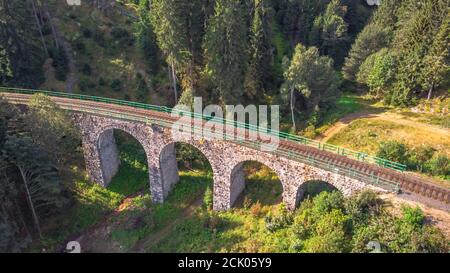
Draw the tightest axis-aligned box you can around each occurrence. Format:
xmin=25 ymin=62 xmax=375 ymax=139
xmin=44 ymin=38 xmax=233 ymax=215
xmin=317 ymin=110 xmax=450 ymax=143
xmin=131 ymin=196 xmax=204 ymax=253
xmin=62 ymin=194 xmax=143 ymax=253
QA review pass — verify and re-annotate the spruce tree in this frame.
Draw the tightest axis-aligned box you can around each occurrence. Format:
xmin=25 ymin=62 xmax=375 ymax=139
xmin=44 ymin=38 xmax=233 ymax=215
xmin=135 ymin=0 xmax=159 ymax=75
xmin=245 ymin=0 xmax=274 ymax=99
xmin=150 ymin=0 xmax=204 ymax=102
xmin=204 ymin=0 xmax=249 ymax=105
xmin=309 ymin=0 xmax=349 ymax=65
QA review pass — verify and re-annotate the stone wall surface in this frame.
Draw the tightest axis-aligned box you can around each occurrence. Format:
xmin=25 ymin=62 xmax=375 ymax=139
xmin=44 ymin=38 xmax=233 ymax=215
xmin=72 ymin=113 xmax=386 ymax=211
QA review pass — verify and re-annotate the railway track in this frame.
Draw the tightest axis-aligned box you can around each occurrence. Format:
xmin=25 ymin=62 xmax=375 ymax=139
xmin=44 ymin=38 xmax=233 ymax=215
xmin=2 ymin=92 xmax=449 ymax=205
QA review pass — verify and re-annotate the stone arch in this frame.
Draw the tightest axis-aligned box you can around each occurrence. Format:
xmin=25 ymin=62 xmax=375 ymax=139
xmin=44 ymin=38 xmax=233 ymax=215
xmin=228 ymin=159 xmax=286 ymax=208
xmin=155 ymin=139 xmax=219 ymax=200
xmin=294 ymin=180 xmax=340 ymax=207
xmin=94 ymin=124 xmax=154 ymax=188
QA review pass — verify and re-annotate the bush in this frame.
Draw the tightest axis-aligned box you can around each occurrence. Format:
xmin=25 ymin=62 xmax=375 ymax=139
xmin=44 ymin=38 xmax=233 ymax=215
xmin=345 ymin=190 xmax=383 ymax=227
xmin=51 ymin=47 xmax=69 ymax=82
xmin=312 ymin=191 xmax=345 ymax=214
xmin=250 ymin=201 xmax=262 ymax=217
xmin=98 ymin=77 xmax=107 ymax=86
xmin=264 ymin=204 xmax=293 ymax=232
xmin=407 ymin=145 xmax=436 ymax=172
xmin=401 ymin=206 xmax=425 ymax=229
xmin=82 ymin=27 xmax=92 ymax=38
xmin=376 ymin=141 xmax=409 ymax=164
xmin=110 ymin=79 xmax=123 ymax=92
xmin=426 ymin=154 xmax=450 ymax=177
xmin=111 ymin=27 xmax=134 ymax=47
xmin=302 ymin=125 xmax=318 ymax=139
xmin=73 ymin=39 xmax=86 ymax=54
xmin=93 ymin=30 xmax=107 ymax=48
xmin=80 ymin=64 xmax=91 ymax=76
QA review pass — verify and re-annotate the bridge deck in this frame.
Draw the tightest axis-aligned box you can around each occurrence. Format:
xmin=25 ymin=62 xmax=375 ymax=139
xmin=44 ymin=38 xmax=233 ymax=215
xmin=1 ymin=92 xmax=449 ymax=205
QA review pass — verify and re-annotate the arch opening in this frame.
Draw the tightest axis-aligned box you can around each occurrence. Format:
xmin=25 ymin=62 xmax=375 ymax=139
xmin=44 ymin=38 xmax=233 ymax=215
xmin=230 ymin=161 xmax=283 ymax=208
xmin=98 ymin=129 xmax=149 ymax=195
xmin=295 ymin=180 xmax=339 ymax=207
xmin=158 ymin=142 xmax=213 ymax=205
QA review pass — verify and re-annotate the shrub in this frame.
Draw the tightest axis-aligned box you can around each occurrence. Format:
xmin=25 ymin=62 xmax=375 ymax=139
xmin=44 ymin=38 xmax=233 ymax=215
xmin=264 ymin=204 xmax=293 ymax=232
xmin=242 ymin=196 xmax=252 ymax=210
xmin=111 ymin=27 xmax=134 ymax=47
xmin=204 ymin=211 xmax=221 ymax=231
xmin=98 ymin=77 xmax=107 ymax=86
xmin=73 ymin=39 xmax=86 ymax=54
xmin=302 ymin=125 xmax=317 ymax=139
xmin=376 ymin=141 xmax=409 ymax=164
xmin=93 ymin=30 xmax=107 ymax=48
xmin=407 ymin=145 xmax=436 ymax=172
xmin=426 ymin=154 xmax=450 ymax=177
xmin=51 ymin=47 xmax=69 ymax=82
xmin=250 ymin=201 xmax=262 ymax=217
xmin=401 ymin=206 xmax=425 ymax=229
xmin=345 ymin=190 xmax=383 ymax=227
xmin=110 ymin=79 xmax=123 ymax=92
xmin=80 ymin=64 xmax=91 ymax=76
xmin=312 ymin=191 xmax=344 ymax=214
xmin=82 ymin=27 xmax=92 ymax=38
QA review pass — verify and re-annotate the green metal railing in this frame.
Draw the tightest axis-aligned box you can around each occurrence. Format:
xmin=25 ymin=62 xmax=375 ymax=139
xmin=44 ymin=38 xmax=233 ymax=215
xmin=0 ymin=87 xmax=406 ymax=189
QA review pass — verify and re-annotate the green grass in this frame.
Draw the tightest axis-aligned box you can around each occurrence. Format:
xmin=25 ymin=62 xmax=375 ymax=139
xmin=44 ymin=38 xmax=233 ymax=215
xmin=236 ymin=164 xmax=283 ymax=207
xmin=148 ymin=207 xmax=292 ymax=253
xmin=327 ymin=118 xmax=450 ymax=156
xmin=327 ymin=119 xmax=400 ymax=154
xmin=107 ymin=151 xmax=149 ymax=196
xmin=152 ymin=171 xmax=213 ymax=227
xmin=315 ymin=93 xmax=364 ymax=134
xmin=398 ymin=111 xmax=450 ymax=128
xmin=148 ymin=166 xmax=289 ymax=253
xmin=33 ymin=174 xmax=124 ymax=252
xmin=103 ymin=170 xmax=213 ymax=251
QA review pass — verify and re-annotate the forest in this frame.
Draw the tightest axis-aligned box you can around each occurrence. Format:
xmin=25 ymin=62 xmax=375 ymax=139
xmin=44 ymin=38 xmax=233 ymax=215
xmin=0 ymin=0 xmax=449 ymax=253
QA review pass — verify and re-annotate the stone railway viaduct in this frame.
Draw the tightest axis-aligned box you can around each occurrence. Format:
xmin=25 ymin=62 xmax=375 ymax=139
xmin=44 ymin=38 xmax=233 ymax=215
xmin=2 ymin=91 xmax=449 ymax=211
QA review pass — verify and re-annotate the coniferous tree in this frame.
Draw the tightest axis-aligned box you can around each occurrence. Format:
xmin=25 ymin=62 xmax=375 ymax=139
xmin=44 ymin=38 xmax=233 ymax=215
xmin=0 ymin=45 xmax=12 ymax=84
xmin=204 ymin=0 xmax=249 ymax=105
xmin=389 ymin=0 xmax=448 ymax=105
xmin=135 ymin=0 xmax=160 ymax=75
xmin=420 ymin=12 xmax=449 ymax=100
xmin=3 ymin=136 xmax=66 ymax=239
xmin=151 ymin=0 xmax=205 ymax=103
xmin=245 ymin=0 xmax=274 ymax=99
xmin=342 ymin=23 xmax=389 ymax=82
xmin=309 ymin=0 xmax=349 ymax=66
xmin=0 ymin=0 xmax=45 ymax=87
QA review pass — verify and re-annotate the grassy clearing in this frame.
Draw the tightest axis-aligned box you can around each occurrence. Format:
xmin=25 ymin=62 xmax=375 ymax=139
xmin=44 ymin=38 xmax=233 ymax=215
xmin=397 ymin=111 xmax=450 ymax=129
xmin=34 ymin=171 xmax=124 ymax=252
xmin=327 ymin=118 xmax=450 ymax=187
xmin=314 ymin=93 xmax=367 ymax=136
xmin=327 ymin=119 xmax=450 ymax=156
